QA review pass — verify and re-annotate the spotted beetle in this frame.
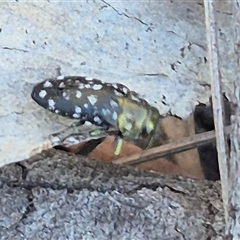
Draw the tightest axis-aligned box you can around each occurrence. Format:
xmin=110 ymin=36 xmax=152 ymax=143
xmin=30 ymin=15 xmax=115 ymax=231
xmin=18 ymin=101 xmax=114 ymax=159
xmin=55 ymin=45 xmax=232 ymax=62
xmin=31 ymin=76 xmax=160 ymax=154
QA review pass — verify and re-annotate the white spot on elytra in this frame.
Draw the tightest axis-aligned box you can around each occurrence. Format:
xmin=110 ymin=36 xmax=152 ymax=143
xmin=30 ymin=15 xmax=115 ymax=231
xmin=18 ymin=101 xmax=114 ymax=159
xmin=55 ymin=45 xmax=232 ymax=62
xmin=102 ymin=108 xmax=110 ymax=116
xmin=88 ymin=95 xmax=97 ymax=105
xmin=131 ymin=94 xmax=141 ymax=102
xmin=85 ymin=121 xmax=92 ymax=126
xmin=110 ymin=100 xmax=118 ymax=108
xmin=112 ymin=111 xmax=118 ymax=121
xmin=76 ymin=90 xmax=82 ymax=98
xmin=75 ymin=106 xmax=82 ymax=113
xmin=59 ymin=82 xmax=65 ymax=88
xmin=102 ymin=109 xmax=107 ymax=116
xmin=93 ymin=116 xmax=101 ymax=124
xmin=48 ymin=99 xmax=55 ymax=110
xmin=78 ymin=83 xmax=85 ymax=89
xmin=85 ymin=84 xmax=91 ymax=89
xmin=73 ymin=113 xmax=80 ymax=118
xmin=85 ymin=76 xmax=93 ymax=81
xmin=43 ymin=80 xmax=53 ymax=88
xmin=84 ymin=103 xmax=88 ymax=108
xmin=39 ymin=90 xmax=47 ymax=98
xmin=112 ymin=84 xmax=118 ymax=89
xmin=114 ymin=90 xmax=123 ymax=97
xmin=57 ymin=75 xmax=65 ymax=80
xmin=62 ymin=92 xmax=70 ymax=100
xmin=122 ymin=87 xmax=128 ymax=94
xmin=92 ymin=84 xmax=103 ymax=90
xmin=55 ymin=109 xmax=60 ymax=114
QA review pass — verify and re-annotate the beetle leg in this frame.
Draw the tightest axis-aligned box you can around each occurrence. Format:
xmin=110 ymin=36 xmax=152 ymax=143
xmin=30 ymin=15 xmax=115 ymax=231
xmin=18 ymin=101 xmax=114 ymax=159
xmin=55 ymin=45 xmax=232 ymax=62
xmin=50 ymin=122 xmax=110 ymax=147
xmin=114 ymin=135 xmax=124 ymax=155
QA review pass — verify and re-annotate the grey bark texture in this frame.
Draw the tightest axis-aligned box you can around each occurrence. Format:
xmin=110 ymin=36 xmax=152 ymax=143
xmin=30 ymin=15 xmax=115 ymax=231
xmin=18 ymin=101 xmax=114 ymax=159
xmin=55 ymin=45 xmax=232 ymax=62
xmin=226 ymin=0 xmax=240 ymax=237
xmin=0 ymin=149 xmax=225 ymax=240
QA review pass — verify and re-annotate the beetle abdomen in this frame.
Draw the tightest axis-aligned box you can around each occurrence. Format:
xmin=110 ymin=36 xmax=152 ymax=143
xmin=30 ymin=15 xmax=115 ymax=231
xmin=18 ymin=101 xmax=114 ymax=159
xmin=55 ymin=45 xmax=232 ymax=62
xmin=31 ymin=76 xmax=128 ymax=127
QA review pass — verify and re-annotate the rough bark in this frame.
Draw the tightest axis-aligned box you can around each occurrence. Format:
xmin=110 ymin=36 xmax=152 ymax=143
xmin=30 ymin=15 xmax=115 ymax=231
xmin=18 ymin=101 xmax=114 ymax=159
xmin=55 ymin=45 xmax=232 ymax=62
xmin=226 ymin=0 xmax=240 ymax=237
xmin=0 ymin=149 xmax=225 ymax=239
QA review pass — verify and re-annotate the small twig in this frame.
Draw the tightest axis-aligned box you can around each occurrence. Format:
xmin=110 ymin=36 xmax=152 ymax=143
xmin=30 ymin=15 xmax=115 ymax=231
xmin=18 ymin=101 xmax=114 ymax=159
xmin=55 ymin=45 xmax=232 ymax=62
xmin=204 ymin=0 xmax=229 ymax=224
xmin=113 ymin=125 xmax=231 ymax=166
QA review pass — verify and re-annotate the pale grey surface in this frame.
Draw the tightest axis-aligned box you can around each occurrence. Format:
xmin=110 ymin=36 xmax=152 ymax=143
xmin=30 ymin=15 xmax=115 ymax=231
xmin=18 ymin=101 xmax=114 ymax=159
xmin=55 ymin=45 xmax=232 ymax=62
xmin=0 ymin=1 xmax=234 ymax=166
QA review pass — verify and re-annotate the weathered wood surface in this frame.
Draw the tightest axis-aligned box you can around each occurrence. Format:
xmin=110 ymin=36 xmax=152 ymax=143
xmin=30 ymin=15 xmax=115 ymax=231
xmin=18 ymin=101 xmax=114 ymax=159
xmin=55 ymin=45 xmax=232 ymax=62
xmin=204 ymin=0 xmax=229 ymax=223
xmin=0 ymin=1 xmax=234 ymax=167
xmin=0 ymin=149 xmax=225 ymax=239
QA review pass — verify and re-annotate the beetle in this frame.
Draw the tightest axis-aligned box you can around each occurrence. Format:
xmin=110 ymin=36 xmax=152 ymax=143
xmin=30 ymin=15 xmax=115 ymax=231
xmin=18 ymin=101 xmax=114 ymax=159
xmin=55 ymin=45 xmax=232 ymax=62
xmin=31 ymin=76 xmax=161 ymax=154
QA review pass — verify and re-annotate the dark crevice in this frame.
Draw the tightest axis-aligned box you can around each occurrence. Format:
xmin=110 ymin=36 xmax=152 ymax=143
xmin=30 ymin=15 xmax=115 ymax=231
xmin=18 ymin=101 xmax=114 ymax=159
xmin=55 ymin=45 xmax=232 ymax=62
xmin=101 ymin=0 xmax=149 ymax=26
xmin=194 ymin=96 xmax=232 ymax=180
xmin=75 ymin=138 xmax=105 ymax=155
xmin=175 ymin=226 xmax=187 ymax=240
xmin=15 ymin=180 xmax=116 ymax=194
xmin=15 ymin=162 xmax=28 ymax=180
xmin=128 ymin=182 xmax=161 ymax=192
xmin=207 ymin=203 xmax=219 ymax=217
xmin=170 ymin=63 xmax=177 ymax=72
xmin=167 ymin=31 xmax=206 ymax=50
xmin=216 ymin=10 xmax=233 ymax=15
xmin=2 ymin=47 xmax=28 ymax=53
xmin=162 ymin=185 xmax=186 ymax=195
xmin=137 ymin=73 xmax=168 ymax=77
xmin=202 ymin=222 xmax=218 ymax=238
xmin=127 ymin=182 xmax=186 ymax=195
xmin=20 ymin=193 xmax=35 ymax=221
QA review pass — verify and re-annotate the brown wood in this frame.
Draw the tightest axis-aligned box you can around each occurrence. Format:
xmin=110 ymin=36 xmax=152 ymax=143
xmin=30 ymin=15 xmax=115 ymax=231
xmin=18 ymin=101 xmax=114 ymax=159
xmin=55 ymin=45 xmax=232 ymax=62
xmin=113 ymin=125 xmax=231 ymax=166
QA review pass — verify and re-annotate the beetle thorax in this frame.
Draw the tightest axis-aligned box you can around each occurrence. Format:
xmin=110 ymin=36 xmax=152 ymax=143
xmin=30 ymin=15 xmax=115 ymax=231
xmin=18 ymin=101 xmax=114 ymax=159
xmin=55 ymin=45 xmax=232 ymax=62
xmin=117 ymin=98 xmax=159 ymax=140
